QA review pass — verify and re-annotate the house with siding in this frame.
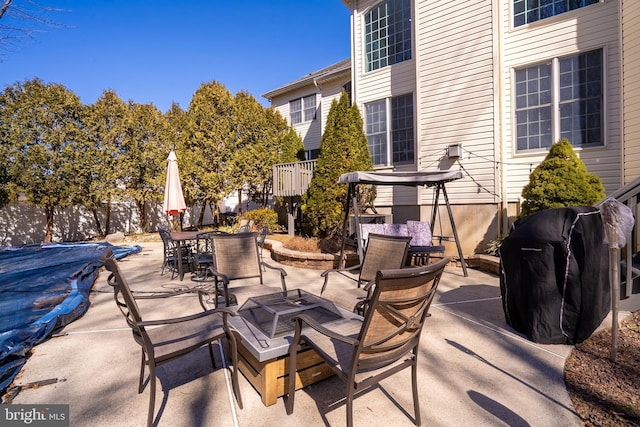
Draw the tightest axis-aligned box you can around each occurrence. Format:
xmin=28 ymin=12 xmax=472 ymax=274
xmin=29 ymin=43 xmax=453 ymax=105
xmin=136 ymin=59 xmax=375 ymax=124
xmin=263 ymin=59 xmax=352 ymax=161
xmin=264 ymin=0 xmax=640 ymax=257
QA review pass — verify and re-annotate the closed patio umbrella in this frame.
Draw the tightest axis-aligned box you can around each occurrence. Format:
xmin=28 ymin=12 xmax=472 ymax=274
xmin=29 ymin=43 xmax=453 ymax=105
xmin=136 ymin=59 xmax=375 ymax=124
xmin=163 ymin=150 xmax=186 ymax=229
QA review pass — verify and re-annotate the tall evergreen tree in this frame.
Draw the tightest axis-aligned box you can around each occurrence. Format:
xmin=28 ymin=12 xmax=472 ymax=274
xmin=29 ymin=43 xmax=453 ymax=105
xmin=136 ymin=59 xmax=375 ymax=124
xmin=75 ymin=90 xmax=129 ymax=237
xmin=1 ymin=78 xmax=83 ymax=241
xmin=120 ymin=101 xmax=169 ymax=232
xmin=305 ymin=91 xmax=374 ymax=237
xmin=229 ymin=91 xmax=266 ymax=212
xmin=521 ymin=138 xmax=606 ymax=216
xmin=185 ymin=81 xmax=235 ymax=225
xmin=279 ymin=125 xmax=306 ymax=163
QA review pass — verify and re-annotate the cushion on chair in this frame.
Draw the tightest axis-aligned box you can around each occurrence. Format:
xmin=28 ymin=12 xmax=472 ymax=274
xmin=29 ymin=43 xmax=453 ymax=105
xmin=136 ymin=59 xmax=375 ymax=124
xmin=384 ymin=223 xmax=409 ymax=237
xmin=360 ymin=223 xmax=385 ymax=242
xmin=406 ymin=220 xmax=434 ymax=247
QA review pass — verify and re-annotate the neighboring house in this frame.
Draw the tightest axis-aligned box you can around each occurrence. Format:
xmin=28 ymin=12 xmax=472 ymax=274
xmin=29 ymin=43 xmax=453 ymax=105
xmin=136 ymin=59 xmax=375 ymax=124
xmin=263 ymin=59 xmax=351 ymax=161
xmin=265 ymin=0 xmax=640 ymax=257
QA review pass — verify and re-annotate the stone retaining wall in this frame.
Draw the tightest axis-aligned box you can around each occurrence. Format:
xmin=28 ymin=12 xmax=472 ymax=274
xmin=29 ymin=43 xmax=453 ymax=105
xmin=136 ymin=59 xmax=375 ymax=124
xmin=264 ymin=240 xmax=359 ymax=270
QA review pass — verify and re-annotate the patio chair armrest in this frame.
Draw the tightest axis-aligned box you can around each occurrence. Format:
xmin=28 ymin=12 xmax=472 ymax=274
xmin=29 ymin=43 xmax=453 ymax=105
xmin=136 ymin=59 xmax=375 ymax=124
xmin=293 ymin=313 xmax=359 ymax=346
xmin=262 ymin=261 xmax=287 ymax=277
xmin=320 ymin=264 xmax=361 ymax=278
xmin=206 ymin=267 xmax=230 ymax=285
xmin=137 ymin=307 xmax=236 ymax=327
xmin=204 ymin=267 xmax=235 ymax=306
xmin=320 ymin=264 xmax=361 ymax=294
xmin=262 ymin=262 xmax=288 ymax=292
xmin=362 ymin=279 xmax=375 ymax=292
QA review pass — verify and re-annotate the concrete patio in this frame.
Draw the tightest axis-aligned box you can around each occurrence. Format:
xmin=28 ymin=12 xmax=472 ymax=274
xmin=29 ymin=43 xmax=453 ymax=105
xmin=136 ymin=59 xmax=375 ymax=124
xmin=10 ymin=240 xmax=583 ymax=426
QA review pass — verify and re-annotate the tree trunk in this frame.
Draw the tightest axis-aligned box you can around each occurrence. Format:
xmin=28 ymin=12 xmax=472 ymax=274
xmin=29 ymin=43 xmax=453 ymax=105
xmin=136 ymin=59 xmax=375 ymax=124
xmin=213 ymin=201 xmax=221 ymax=226
xmin=237 ymin=190 xmax=242 ymax=215
xmin=105 ymin=199 xmax=112 ymax=236
xmin=136 ymin=199 xmax=146 ymax=232
xmin=198 ymin=200 xmax=206 ymax=228
xmin=90 ymin=207 xmax=104 ymax=238
xmin=44 ymin=205 xmax=54 ymax=242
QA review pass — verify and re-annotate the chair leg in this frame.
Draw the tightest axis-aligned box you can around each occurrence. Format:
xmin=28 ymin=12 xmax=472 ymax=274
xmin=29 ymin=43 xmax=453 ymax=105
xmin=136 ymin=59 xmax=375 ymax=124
xmin=138 ymin=350 xmax=146 ymax=393
xmin=207 ymin=343 xmax=216 ymax=369
xmin=346 ymin=385 xmax=355 ymax=427
xmin=147 ymin=361 xmax=157 ymax=427
xmin=227 ymin=335 xmax=243 ymax=409
xmin=286 ymin=330 xmax=300 ymax=415
xmin=412 ymin=361 xmax=421 ymax=426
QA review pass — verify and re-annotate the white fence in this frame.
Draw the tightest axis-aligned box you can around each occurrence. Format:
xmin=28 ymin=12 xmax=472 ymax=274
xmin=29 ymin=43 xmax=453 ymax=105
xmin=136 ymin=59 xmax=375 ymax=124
xmin=0 ymin=190 xmax=264 ymax=246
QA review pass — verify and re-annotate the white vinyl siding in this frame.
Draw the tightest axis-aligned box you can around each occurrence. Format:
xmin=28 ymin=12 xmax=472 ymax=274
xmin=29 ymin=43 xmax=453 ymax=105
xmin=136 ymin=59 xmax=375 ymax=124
xmin=622 ymin=0 xmax=640 ymax=183
xmin=415 ymin=0 xmax=497 ymax=205
xmin=267 ymin=77 xmax=348 ymax=155
xmin=502 ymin=0 xmax=621 ymax=199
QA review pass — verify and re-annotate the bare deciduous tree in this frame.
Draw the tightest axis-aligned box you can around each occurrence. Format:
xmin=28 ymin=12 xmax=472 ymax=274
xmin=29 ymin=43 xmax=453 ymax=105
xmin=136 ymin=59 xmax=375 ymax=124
xmin=0 ymin=0 xmax=64 ymax=55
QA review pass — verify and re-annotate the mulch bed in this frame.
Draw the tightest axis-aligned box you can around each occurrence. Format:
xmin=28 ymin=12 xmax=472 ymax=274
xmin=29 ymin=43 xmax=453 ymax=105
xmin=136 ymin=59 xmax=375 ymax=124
xmin=564 ymin=310 xmax=640 ymax=426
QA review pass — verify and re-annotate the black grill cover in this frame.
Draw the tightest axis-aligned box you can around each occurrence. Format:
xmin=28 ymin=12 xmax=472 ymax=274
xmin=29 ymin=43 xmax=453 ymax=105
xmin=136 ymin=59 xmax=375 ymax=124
xmin=499 ymin=206 xmax=610 ymax=344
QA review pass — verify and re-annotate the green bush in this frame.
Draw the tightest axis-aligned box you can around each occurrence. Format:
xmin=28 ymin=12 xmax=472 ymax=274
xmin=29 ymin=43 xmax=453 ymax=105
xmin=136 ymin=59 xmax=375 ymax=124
xmin=520 ymin=139 xmax=605 ymax=216
xmin=242 ymin=208 xmax=279 ymax=231
xmin=304 ymin=91 xmax=374 ymax=238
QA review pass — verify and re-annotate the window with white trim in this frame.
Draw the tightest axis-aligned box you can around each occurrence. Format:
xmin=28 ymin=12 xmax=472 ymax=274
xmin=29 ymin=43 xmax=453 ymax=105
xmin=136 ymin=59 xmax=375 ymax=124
xmin=289 ymin=94 xmax=316 ymax=124
xmin=514 ymin=49 xmax=603 ymax=151
xmin=365 ymin=93 xmax=414 ymax=166
xmin=513 ymin=0 xmax=599 ymax=27
xmin=303 ymin=94 xmax=316 ymax=122
xmin=289 ymin=98 xmax=302 ymax=124
xmin=364 ymin=0 xmax=412 ymax=72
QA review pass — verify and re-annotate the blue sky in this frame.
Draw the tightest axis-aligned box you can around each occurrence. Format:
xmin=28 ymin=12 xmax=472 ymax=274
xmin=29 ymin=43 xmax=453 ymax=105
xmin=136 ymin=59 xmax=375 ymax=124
xmin=2 ymin=1 xmax=351 ymax=111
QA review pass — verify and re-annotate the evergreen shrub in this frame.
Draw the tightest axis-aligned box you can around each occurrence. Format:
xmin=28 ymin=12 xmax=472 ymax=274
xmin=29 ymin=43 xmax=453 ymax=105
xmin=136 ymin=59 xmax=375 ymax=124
xmin=520 ymin=139 xmax=605 ymax=216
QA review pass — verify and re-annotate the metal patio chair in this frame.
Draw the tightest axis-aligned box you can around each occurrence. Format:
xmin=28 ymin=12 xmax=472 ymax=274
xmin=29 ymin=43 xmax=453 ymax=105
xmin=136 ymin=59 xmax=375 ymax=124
xmin=157 ymin=225 xmax=179 ymax=278
xmin=320 ymin=233 xmax=412 ymax=313
xmin=100 ymin=248 xmax=243 ymax=426
xmin=190 ymin=231 xmax=215 ymax=282
xmin=286 ymin=258 xmax=449 ymax=427
xmin=198 ymin=232 xmax=288 ymax=308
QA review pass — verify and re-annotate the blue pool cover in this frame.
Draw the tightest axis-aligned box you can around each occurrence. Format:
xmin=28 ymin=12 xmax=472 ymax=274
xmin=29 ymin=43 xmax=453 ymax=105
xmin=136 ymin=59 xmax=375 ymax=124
xmin=0 ymin=242 xmax=142 ymax=394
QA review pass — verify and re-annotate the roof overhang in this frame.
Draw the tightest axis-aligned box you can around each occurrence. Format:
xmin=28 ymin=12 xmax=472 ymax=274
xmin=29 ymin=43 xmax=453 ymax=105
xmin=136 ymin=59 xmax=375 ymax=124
xmin=341 ymin=0 xmax=354 ymax=9
xmin=262 ymin=59 xmax=351 ymax=101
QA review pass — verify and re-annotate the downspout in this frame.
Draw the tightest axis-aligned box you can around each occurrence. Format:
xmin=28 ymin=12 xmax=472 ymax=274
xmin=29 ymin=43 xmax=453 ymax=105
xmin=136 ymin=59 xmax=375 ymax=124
xmin=618 ymin=0 xmax=625 ymax=185
xmin=495 ymin=0 xmax=508 ymax=236
xmin=350 ymin=1 xmax=357 ymax=105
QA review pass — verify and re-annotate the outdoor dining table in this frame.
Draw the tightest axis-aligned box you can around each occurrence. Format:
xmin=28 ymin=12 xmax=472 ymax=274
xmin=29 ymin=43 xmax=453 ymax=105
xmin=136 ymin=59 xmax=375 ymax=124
xmin=170 ymin=230 xmax=200 ymax=280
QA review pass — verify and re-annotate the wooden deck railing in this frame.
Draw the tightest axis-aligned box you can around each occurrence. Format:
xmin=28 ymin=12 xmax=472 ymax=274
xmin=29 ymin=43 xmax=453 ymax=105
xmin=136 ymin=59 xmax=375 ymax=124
xmin=272 ymin=160 xmax=316 ymax=197
xmin=596 ymin=176 xmax=640 ymax=311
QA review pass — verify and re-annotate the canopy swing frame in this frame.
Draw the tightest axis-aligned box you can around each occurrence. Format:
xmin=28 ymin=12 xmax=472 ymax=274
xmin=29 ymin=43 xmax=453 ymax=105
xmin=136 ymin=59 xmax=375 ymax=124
xmin=338 ymin=170 xmax=468 ymax=277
